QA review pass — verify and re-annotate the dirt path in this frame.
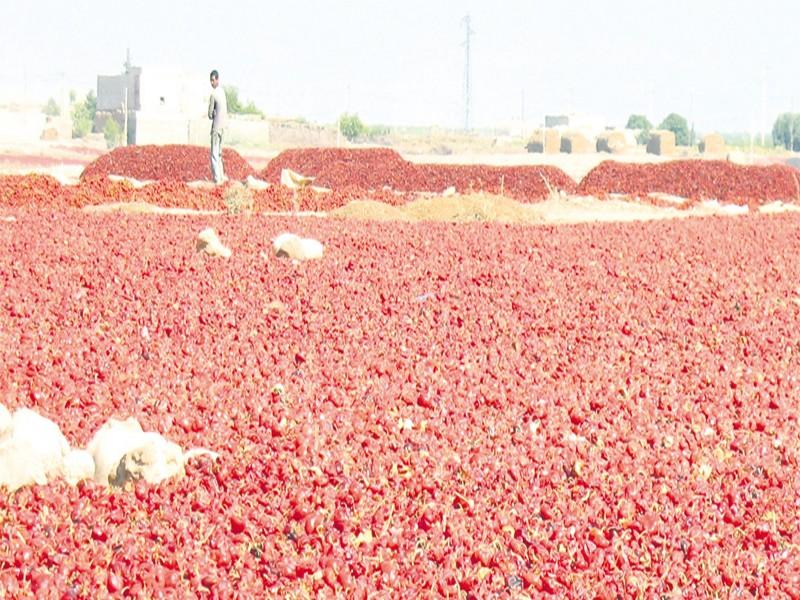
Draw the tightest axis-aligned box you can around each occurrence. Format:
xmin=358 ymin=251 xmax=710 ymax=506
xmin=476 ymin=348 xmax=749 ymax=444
xmin=331 ymin=193 xmax=800 ymax=225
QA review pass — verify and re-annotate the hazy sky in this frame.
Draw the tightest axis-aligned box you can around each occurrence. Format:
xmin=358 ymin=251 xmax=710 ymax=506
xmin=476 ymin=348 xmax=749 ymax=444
xmin=3 ymin=0 xmax=799 ymax=133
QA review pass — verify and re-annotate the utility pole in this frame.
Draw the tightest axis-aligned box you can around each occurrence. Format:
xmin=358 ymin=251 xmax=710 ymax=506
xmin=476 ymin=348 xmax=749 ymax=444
xmin=462 ymin=14 xmax=474 ymax=132
xmin=760 ymin=68 xmax=766 ymax=147
xmin=123 ymin=83 xmax=128 ymax=146
xmin=123 ymin=49 xmax=132 ymax=146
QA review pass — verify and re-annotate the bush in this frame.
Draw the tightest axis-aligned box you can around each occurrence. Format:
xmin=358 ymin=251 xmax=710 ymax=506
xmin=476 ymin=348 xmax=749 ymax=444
xmin=43 ymin=98 xmax=60 ymax=117
xmin=224 ymin=182 xmax=254 ymax=215
xmin=71 ymin=104 xmax=92 ymax=138
xmin=635 ymin=131 xmax=651 ymax=145
xmin=339 ymin=113 xmax=366 ymax=142
xmin=103 ymin=119 xmax=123 ymax=149
xmin=626 ymin=114 xmax=653 ymax=145
xmin=658 ymin=113 xmax=690 ymax=146
xmin=772 ymin=113 xmax=800 ymax=151
xmin=71 ymin=91 xmax=97 ymax=139
xmin=85 ymin=90 xmax=96 ymax=119
xmin=367 ymin=124 xmax=390 ymax=140
xmin=626 ymin=114 xmax=652 ymax=131
xmin=224 ymin=86 xmax=263 ymax=117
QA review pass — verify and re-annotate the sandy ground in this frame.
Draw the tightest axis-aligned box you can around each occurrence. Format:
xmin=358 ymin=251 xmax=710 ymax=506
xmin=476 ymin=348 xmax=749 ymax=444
xmin=329 ymin=193 xmax=800 ymax=225
xmin=0 ymin=139 xmax=104 ymax=183
xmin=75 ymin=192 xmax=800 ymax=226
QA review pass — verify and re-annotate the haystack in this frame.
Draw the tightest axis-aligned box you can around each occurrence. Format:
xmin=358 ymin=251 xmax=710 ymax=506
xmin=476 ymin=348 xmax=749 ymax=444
xmin=560 ymin=132 xmax=593 ymax=154
xmin=596 ymin=131 xmax=627 ymax=154
xmin=526 ymin=129 xmax=560 ymax=154
xmin=647 ymin=130 xmax=676 ymax=156
xmin=40 ymin=127 xmax=59 ymax=141
xmin=699 ymin=133 xmax=726 ymax=155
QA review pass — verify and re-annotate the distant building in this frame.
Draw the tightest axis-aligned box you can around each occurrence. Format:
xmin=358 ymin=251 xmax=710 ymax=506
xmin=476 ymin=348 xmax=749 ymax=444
xmin=544 ymin=113 xmax=607 ymax=138
xmin=544 ymin=115 xmax=570 ymax=128
xmin=94 ymin=58 xmax=345 ymax=148
xmin=94 ymin=61 xmax=280 ymax=147
xmin=95 ymin=61 xmax=208 ymax=145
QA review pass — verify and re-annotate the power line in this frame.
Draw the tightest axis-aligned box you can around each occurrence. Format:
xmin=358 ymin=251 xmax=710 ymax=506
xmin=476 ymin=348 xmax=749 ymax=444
xmin=462 ymin=14 xmax=474 ymax=132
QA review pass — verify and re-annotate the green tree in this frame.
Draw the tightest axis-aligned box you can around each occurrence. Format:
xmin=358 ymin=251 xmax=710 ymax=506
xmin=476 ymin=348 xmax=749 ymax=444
xmin=103 ymin=118 xmax=123 ymax=148
xmin=626 ymin=114 xmax=653 ymax=144
xmin=625 ymin=114 xmax=652 ymax=131
xmin=42 ymin=97 xmax=60 ymax=117
xmin=772 ymin=113 xmax=800 ymax=151
xmin=70 ymin=90 xmax=97 ymax=139
xmin=85 ymin=90 xmax=97 ymax=120
xmin=339 ymin=113 xmax=366 ymax=142
xmin=71 ymin=103 xmax=92 ymax=138
xmin=224 ymin=85 xmax=263 ymax=116
xmin=658 ymin=113 xmax=690 ymax=146
xmin=367 ymin=124 xmax=390 ymax=141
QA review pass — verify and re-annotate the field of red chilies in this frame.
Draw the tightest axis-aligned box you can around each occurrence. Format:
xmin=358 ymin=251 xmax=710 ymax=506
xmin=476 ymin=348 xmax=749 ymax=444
xmin=2 ymin=146 xmax=799 ymax=212
xmin=1 ymin=145 xmax=800 ymax=597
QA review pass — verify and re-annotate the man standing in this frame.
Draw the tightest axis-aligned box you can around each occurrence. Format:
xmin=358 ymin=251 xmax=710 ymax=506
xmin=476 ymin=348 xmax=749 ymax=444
xmin=208 ymin=70 xmax=228 ymax=184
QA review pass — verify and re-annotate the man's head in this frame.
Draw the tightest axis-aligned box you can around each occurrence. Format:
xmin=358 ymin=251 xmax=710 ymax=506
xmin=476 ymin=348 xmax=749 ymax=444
xmin=210 ymin=70 xmax=219 ymax=88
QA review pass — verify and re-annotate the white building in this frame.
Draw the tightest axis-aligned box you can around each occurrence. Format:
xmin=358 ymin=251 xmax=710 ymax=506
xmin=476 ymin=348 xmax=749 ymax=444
xmin=544 ymin=113 xmax=608 ymax=139
xmin=96 ymin=63 xmax=272 ymax=146
xmin=96 ymin=64 xmax=211 ymax=145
